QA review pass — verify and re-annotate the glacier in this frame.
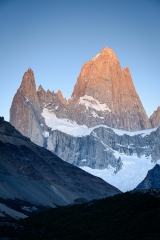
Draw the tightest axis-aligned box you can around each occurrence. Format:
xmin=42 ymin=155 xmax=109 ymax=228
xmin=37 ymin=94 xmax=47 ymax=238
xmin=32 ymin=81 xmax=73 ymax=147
xmin=42 ymin=107 xmax=160 ymax=192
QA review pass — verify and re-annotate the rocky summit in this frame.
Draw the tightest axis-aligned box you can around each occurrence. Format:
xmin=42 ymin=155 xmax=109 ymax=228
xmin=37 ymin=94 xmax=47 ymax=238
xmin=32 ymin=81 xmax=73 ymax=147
xmin=10 ymin=47 xmax=154 ymax=144
xmin=10 ymin=48 xmax=157 ymax=145
xmin=71 ymin=47 xmax=151 ymax=131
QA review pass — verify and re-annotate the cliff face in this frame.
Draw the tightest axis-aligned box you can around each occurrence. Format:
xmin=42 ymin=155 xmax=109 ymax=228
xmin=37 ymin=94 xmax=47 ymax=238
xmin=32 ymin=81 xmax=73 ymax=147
xmin=47 ymin=126 xmax=160 ymax=169
xmin=71 ymin=47 xmax=150 ymax=130
xmin=150 ymin=106 xmax=160 ymax=128
xmin=10 ymin=69 xmax=44 ymax=146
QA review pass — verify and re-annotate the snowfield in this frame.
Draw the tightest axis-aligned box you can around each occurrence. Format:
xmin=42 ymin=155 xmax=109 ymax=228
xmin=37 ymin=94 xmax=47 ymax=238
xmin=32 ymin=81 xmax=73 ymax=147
xmin=42 ymin=108 xmax=158 ymax=137
xmin=78 ymin=95 xmax=111 ymax=112
xmin=81 ymin=157 xmax=160 ymax=192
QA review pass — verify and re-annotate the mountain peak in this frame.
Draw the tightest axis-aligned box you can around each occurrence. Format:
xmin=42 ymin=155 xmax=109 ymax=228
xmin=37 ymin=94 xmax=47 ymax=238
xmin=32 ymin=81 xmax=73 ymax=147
xmin=91 ymin=47 xmax=117 ymax=62
xmin=56 ymin=90 xmax=67 ymax=105
xmin=101 ymin=46 xmax=114 ymax=54
xmin=20 ymin=68 xmax=36 ymax=100
xmin=100 ymin=46 xmax=117 ymax=58
xmin=27 ymin=67 xmax=34 ymax=73
xmin=123 ymin=67 xmax=130 ymax=73
xmin=150 ymin=106 xmax=160 ymax=127
xmin=71 ymin=46 xmax=150 ymax=130
xmin=38 ymin=84 xmax=44 ymax=91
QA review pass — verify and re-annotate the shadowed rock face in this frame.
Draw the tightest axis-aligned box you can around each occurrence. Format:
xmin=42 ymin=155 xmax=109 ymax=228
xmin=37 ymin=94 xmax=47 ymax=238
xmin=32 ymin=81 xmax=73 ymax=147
xmin=0 ymin=117 xmax=120 ymax=211
xmin=136 ymin=164 xmax=160 ymax=189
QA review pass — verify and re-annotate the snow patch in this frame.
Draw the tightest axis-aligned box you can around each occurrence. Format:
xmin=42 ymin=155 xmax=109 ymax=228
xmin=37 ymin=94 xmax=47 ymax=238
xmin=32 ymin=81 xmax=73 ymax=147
xmin=80 ymin=157 xmax=160 ymax=192
xmin=112 ymin=127 xmax=158 ymax=137
xmin=78 ymin=95 xmax=111 ymax=112
xmin=92 ymin=53 xmax=100 ymax=61
xmin=113 ymin=150 xmax=121 ymax=159
xmin=81 ymin=159 xmax=87 ymax=162
xmin=24 ymin=96 xmax=29 ymax=102
xmin=92 ymin=111 xmax=104 ymax=119
xmin=43 ymin=131 xmax=49 ymax=138
xmin=42 ymin=108 xmax=91 ymax=137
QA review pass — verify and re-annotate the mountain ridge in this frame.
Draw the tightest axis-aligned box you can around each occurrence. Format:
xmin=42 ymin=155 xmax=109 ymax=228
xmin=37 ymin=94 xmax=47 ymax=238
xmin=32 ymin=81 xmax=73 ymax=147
xmin=10 ymin=46 xmax=159 ymax=136
xmin=0 ymin=116 xmax=120 ymax=218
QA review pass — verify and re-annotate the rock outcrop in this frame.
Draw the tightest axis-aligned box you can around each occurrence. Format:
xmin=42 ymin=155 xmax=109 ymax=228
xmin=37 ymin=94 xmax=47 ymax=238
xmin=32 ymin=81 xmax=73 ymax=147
xmin=10 ymin=69 xmax=44 ymax=146
xmin=150 ymin=106 xmax=160 ymax=128
xmin=136 ymin=164 xmax=160 ymax=189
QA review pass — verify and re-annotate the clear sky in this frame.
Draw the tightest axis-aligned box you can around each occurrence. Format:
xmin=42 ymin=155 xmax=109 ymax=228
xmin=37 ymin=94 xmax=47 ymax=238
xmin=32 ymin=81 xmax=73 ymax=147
xmin=0 ymin=0 xmax=160 ymax=122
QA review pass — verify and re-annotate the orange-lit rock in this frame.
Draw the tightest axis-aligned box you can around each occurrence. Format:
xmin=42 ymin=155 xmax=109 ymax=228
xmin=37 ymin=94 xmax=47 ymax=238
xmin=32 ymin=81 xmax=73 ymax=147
xmin=71 ymin=47 xmax=150 ymax=130
xmin=10 ymin=47 xmax=152 ymax=149
xmin=10 ymin=68 xmax=44 ymax=146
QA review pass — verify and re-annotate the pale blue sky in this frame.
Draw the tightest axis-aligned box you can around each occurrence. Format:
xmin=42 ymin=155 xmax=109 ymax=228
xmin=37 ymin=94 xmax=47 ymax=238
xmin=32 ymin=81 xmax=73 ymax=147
xmin=0 ymin=0 xmax=160 ymax=121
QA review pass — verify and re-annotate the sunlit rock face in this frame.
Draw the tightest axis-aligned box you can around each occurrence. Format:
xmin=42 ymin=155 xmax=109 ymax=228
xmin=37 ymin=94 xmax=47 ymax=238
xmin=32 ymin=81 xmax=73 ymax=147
xmin=10 ymin=68 xmax=44 ymax=147
xmin=71 ymin=47 xmax=150 ymax=131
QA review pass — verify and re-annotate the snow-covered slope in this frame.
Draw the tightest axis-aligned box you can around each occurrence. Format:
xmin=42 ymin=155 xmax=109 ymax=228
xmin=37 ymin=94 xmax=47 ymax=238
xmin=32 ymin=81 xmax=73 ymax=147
xmin=42 ymin=108 xmax=157 ymax=137
xmin=81 ymin=157 xmax=160 ymax=192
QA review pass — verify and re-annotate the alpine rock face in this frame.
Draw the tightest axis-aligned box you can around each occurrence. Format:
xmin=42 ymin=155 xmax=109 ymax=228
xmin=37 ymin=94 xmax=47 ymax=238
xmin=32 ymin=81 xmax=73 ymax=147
xmin=71 ymin=47 xmax=150 ymax=131
xmin=10 ymin=68 xmax=44 ymax=147
xmin=10 ymin=47 xmax=160 ymax=192
xmin=149 ymin=106 xmax=160 ymax=128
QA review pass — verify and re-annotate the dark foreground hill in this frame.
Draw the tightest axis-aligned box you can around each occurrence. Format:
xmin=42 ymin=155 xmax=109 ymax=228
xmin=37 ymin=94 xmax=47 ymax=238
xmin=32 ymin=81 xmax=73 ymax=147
xmin=136 ymin=164 xmax=160 ymax=189
xmin=0 ymin=117 xmax=120 ymax=219
xmin=1 ymin=191 xmax=160 ymax=240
